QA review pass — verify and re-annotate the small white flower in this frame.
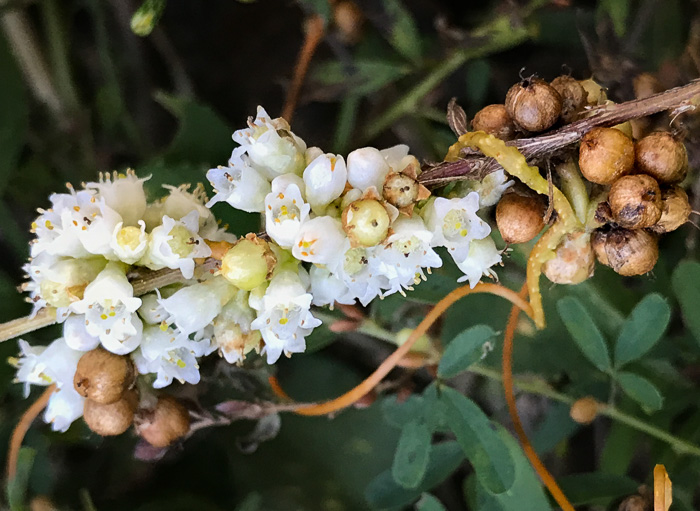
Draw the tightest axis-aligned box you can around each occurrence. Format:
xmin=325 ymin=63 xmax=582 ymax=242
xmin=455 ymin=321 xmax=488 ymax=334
xmin=327 ymin=241 xmax=387 ymax=306
xmin=292 ymin=216 xmax=346 ymax=266
xmin=455 ymin=237 xmax=502 ymax=288
xmin=212 ymin=289 xmax=261 ymax=364
xmin=30 ymin=191 xmax=91 ymax=258
xmin=138 ymin=293 xmax=168 ymax=325
xmin=110 ymin=221 xmax=148 ymax=264
xmin=249 ymin=269 xmax=321 ymax=364
xmin=308 ymin=265 xmax=353 ymax=307
xmin=132 ymin=325 xmax=211 ymax=388
xmin=424 ymin=193 xmax=491 ymax=260
xmin=159 ymin=277 xmax=236 ymax=336
xmin=472 ymin=169 xmax=513 ymax=207
xmin=85 ymin=171 xmax=148 ymax=227
xmin=63 ymin=315 xmax=100 ymax=351
xmin=26 ymin=255 xmax=106 ymax=310
xmin=13 ymin=340 xmax=49 ymax=397
xmin=162 ymin=183 xmax=213 ymax=229
xmin=303 ymin=153 xmax=347 ymax=214
xmin=233 ymin=106 xmax=307 ymax=179
xmin=70 ymin=262 xmax=143 ymax=353
xmin=45 ymin=386 xmax=85 ymax=432
xmin=142 ymin=211 xmax=212 ymax=279
xmin=264 ymin=176 xmax=310 ymax=249
xmin=375 ymin=216 xmax=442 ymax=296
xmin=346 ymin=147 xmax=391 ymax=192
xmin=65 ymin=194 xmax=123 ymax=258
xmin=206 ymin=147 xmax=271 ymax=213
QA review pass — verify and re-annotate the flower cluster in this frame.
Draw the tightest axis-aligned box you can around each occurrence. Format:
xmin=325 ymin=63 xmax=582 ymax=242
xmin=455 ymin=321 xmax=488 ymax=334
xmin=13 ymin=107 xmax=509 ymax=436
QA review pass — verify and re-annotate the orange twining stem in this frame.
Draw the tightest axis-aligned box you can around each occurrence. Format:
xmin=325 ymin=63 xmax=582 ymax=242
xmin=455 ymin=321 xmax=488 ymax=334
xmin=293 ymin=282 xmax=533 ymax=416
xmin=268 ymin=375 xmax=293 ymax=401
xmin=281 ymin=15 xmax=325 ymax=123
xmin=7 ymin=384 xmax=56 ymax=480
xmin=502 ymin=285 xmax=574 ymax=511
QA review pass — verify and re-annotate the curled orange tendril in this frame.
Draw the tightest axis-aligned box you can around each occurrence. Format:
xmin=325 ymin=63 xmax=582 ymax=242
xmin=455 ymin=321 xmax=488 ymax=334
xmin=7 ymin=384 xmax=56 ymax=480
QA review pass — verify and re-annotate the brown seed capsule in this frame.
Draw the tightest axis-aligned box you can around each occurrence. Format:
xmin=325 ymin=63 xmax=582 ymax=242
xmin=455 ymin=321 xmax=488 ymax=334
xmin=73 ymin=348 xmax=135 ymax=404
xmin=550 ymin=75 xmax=586 ymax=123
xmin=618 ymin=495 xmax=648 ymax=511
xmin=635 ymin=132 xmax=688 ymax=184
xmin=383 ymin=173 xmax=419 ymax=209
xmin=471 ymin=104 xmax=517 ymax=141
xmin=608 ymin=175 xmax=662 ymax=229
xmin=495 ymin=192 xmax=545 ymax=244
xmin=569 ymin=396 xmax=598 ymax=425
xmin=333 ymin=1 xmax=364 ymax=45
xmin=650 ymin=186 xmax=691 ymax=234
xmin=83 ymin=389 xmax=138 ymax=436
xmin=543 ymin=231 xmax=595 ymax=284
xmin=135 ymin=395 xmax=190 ymax=448
xmin=505 ymin=78 xmax=562 ymax=132
xmin=599 ymin=228 xmax=659 ymax=276
xmin=578 ymin=127 xmax=635 ymax=185
xmin=591 ymin=229 xmax=610 ymax=266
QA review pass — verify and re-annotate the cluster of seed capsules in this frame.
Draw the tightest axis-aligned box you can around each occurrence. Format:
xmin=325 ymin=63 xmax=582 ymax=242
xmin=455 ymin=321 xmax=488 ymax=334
xmin=474 ymin=74 xmax=690 ymax=282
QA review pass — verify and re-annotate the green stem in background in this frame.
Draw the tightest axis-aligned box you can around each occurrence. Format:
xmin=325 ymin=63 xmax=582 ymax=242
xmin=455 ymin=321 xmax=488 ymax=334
xmin=40 ymin=0 xmax=79 ymax=111
xmin=362 ymin=1 xmax=547 ymax=142
xmin=332 ymin=95 xmax=361 ymax=155
xmin=354 ymin=319 xmax=700 ymax=459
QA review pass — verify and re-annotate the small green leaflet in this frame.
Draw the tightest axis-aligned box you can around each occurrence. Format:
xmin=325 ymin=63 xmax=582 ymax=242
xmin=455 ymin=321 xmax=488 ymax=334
xmin=616 ymin=371 xmax=664 ymax=412
xmin=415 ymin=493 xmax=447 ymax=511
xmin=672 ymin=261 xmax=700 ymax=347
xmin=392 ymin=421 xmax=432 ymax=489
xmin=438 ymin=325 xmax=497 ymax=378
xmin=383 ymin=0 xmax=422 ymax=64
xmin=557 ymin=297 xmax=612 ymax=372
xmin=614 ymin=293 xmax=670 ymax=368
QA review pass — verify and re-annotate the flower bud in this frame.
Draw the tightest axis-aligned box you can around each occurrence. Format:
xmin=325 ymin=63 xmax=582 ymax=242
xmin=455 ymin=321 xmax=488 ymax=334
xmin=471 ymin=104 xmax=517 ymax=140
xmin=135 ymin=395 xmax=190 ymax=448
xmin=495 ymin=191 xmax=545 ymax=244
xmin=74 ymin=347 xmax=136 ymax=404
xmin=595 ymin=228 xmax=658 ymax=276
xmin=635 ymin=132 xmax=688 ymax=184
xmin=569 ymin=396 xmax=598 ymax=425
xmin=83 ymin=389 xmax=138 ymax=436
xmin=130 ymin=0 xmax=166 ymax=37
xmin=505 ymin=78 xmax=562 ymax=132
xmin=543 ymin=231 xmax=595 ymax=284
xmin=579 ymin=127 xmax=635 ymax=184
xmin=342 ymin=199 xmax=391 ymax=247
xmin=608 ymin=175 xmax=662 ymax=229
xmin=550 ymin=75 xmax=586 ymax=123
xmin=650 ymin=186 xmax=691 ymax=234
xmin=220 ymin=235 xmax=276 ymax=291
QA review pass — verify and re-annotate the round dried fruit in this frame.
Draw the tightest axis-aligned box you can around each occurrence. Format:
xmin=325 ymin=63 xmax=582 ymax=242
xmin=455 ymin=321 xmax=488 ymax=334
xmin=74 ymin=348 xmax=135 ymax=405
xmin=505 ymin=78 xmax=562 ymax=132
xmin=579 ymin=127 xmax=635 ymax=185
xmin=471 ymin=104 xmax=517 ymax=140
xmin=608 ymin=174 xmax=662 ymax=229
xmin=635 ymin=131 xmax=688 ymax=184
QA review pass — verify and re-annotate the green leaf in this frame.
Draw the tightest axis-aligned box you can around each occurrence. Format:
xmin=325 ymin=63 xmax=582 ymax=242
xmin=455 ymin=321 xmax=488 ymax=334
xmin=391 ymin=421 xmax=432 ymax=489
xmin=616 ymin=371 xmax=664 ymax=412
xmin=7 ymin=447 xmax=35 ymax=511
xmin=471 ymin=426 xmax=550 ymax=511
xmin=441 ymin=387 xmax=515 ymax=494
xmin=438 ymin=325 xmax=497 ymax=378
xmin=557 ymin=473 xmax=638 ymax=506
xmin=365 ymin=441 xmax=465 ymax=510
xmin=421 ymin=383 xmax=450 ymax=434
xmin=383 ymin=0 xmax=422 ymax=64
xmin=381 ymin=395 xmax=425 ymax=429
xmin=0 ymin=35 xmax=28 ymax=195
xmin=314 ymin=60 xmax=411 ymax=98
xmin=614 ymin=293 xmax=670 ymax=368
xmin=597 ymin=0 xmax=629 ymax=37
xmin=557 ymin=297 xmax=612 ymax=372
xmin=415 ymin=493 xmax=446 ymax=511
xmin=672 ymin=261 xmax=700 ymax=347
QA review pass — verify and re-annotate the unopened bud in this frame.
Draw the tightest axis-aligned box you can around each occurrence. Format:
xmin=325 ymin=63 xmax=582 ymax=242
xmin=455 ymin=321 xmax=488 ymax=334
xmin=342 ymin=199 xmax=391 ymax=247
xmin=130 ymin=0 xmax=166 ymax=37
xmin=220 ymin=234 xmax=276 ymax=291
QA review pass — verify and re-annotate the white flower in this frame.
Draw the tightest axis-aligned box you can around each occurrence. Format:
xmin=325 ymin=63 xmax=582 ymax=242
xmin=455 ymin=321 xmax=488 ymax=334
xmin=472 ymin=169 xmax=513 ymax=207
xmin=326 ymin=241 xmax=387 ymax=306
xmin=232 ymin=106 xmax=306 ymax=179
xmin=85 ymin=171 xmax=148 ymax=226
xmin=346 ymin=147 xmax=391 ymax=192
xmin=303 ymin=153 xmax=347 ymax=214
xmin=212 ymin=289 xmax=261 ymax=364
xmin=455 ymin=237 xmax=502 ymax=288
xmin=142 ymin=211 xmax=212 ymax=279
xmin=70 ymin=262 xmax=143 ymax=354
xmin=206 ymin=147 xmax=271 ymax=213
xmin=132 ymin=325 xmax=211 ymax=388
xmin=65 ymin=194 xmax=123 ymax=258
xmin=63 ymin=315 xmax=100 ymax=351
xmin=292 ymin=216 xmax=346 ymax=265
xmin=159 ymin=277 xmax=236 ymax=336
xmin=308 ymin=265 xmax=353 ymax=307
xmin=162 ymin=183 xmax=213 ymax=229
xmin=45 ymin=386 xmax=85 ymax=432
xmin=249 ymin=269 xmax=321 ymax=364
xmin=30 ymin=191 xmax=91 ymax=258
xmin=138 ymin=293 xmax=169 ymax=325
xmin=375 ymin=216 xmax=442 ymax=296
xmin=264 ymin=176 xmax=310 ymax=249
xmin=424 ymin=193 xmax=491 ymax=260
xmin=13 ymin=340 xmax=49 ymax=396
xmin=110 ymin=221 xmax=148 ymax=264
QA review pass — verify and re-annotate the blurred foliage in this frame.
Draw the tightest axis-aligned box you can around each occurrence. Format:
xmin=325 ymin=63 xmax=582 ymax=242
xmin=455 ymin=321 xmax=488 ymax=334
xmin=1 ymin=0 xmax=700 ymax=510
